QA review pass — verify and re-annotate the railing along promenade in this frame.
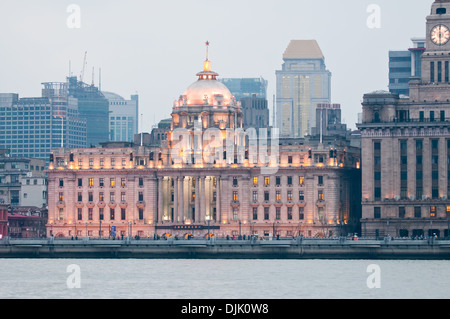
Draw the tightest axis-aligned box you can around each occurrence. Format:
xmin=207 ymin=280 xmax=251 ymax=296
xmin=1 ymin=236 xmax=449 ymax=259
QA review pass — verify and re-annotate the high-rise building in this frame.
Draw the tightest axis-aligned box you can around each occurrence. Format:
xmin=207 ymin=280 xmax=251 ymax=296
xmin=103 ymin=92 xmax=139 ymax=142
xmin=220 ymin=78 xmax=270 ymax=131
xmin=0 ymin=87 xmax=87 ymax=161
xmin=358 ymin=0 xmax=450 ymax=238
xmin=389 ymin=38 xmax=426 ymax=96
xmin=219 ymin=77 xmax=267 ymax=100
xmin=276 ymin=40 xmax=332 ymax=138
xmin=67 ymin=76 xmax=109 ymax=147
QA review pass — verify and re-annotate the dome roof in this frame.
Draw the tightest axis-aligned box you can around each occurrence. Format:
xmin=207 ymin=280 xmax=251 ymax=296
xmin=182 ymin=79 xmax=234 ymax=106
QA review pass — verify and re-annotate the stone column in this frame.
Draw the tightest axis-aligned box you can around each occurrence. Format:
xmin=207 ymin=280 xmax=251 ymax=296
xmin=200 ymin=176 xmax=206 ymax=222
xmin=216 ymin=177 xmax=221 ymax=223
xmin=174 ymin=176 xmax=179 ymax=223
xmin=179 ymin=177 xmax=184 ymax=223
xmin=158 ymin=176 xmax=163 ymax=223
xmin=195 ymin=176 xmax=200 ymax=222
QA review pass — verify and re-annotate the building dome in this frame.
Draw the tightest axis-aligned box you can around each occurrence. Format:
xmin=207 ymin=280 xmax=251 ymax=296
xmin=176 ymin=42 xmax=236 ymax=107
xmin=182 ymin=79 xmax=234 ymax=106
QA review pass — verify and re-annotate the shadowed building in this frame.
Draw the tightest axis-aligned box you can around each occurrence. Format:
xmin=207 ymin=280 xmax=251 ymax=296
xmin=358 ymin=0 xmax=450 ymax=238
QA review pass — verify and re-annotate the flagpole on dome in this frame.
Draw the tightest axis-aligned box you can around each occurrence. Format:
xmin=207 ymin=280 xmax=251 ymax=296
xmin=204 ymin=41 xmax=212 ymax=72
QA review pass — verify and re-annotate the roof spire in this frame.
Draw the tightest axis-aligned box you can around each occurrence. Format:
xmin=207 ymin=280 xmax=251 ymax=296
xmin=204 ymin=41 xmax=211 ymax=72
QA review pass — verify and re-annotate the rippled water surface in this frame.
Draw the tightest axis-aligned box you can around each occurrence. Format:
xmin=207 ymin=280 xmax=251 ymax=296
xmin=0 ymin=259 xmax=448 ymax=299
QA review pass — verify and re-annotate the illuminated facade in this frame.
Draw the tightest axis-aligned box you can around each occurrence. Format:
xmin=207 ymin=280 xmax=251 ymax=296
xmin=46 ymin=45 xmax=360 ymax=239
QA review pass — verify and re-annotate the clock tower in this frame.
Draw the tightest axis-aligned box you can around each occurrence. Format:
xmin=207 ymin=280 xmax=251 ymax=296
xmin=422 ymin=0 xmax=450 ymax=84
xmin=410 ymin=0 xmax=450 ymax=101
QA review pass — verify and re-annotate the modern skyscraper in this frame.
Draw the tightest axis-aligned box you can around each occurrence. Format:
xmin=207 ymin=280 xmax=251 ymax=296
xmin=0 ymin=87 xmax=87 ymax=161
xmin=276 ymin=40 xmax=332 ymax=138
xmin=389 ymin=38 xmax=426 ymax=96
xmin=103 ymin=92 xmax=139 ymax=142
xmin=67 ymin=76 xmax=109 ymax=147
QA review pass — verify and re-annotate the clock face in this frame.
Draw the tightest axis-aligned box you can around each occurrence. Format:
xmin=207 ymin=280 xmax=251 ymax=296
xmin=431 ymin=24 xmax=450 ymax=45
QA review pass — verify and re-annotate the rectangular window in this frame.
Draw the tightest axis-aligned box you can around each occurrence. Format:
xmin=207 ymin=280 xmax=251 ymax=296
xmin=276 ymin=176 xmax=281 ymax=186
xmin=88 ymin=192 xmax=93 ymax=202
xmin=121 ymin=192 xmax=126 ymax=202
xmin=287 ymin=190 xmax=293 ymax=201
xmin=264 ymin=177 xmax=270 ymax=186
xmin=299 ymin=191 xmax=305 ymax=201
xmin=299 ymin=207 xmax=304 ymax=220
xmin=139 ymin=208 xmax=144 ymax=220
xmin=138 ymin=191 xmax=144 ymax=202
xmin=233 ymin=177 xmax=238 ymax=186
xmin=88 ymin=178 xmax=94 ymax=187
xmin=110 ymin=208 xmax=115 ymax=220
xmin=431 ymin=61 xmax=435 ymax=82
xmin=99 ymin=178 xmax=104 ymax=187
xmin=399 ymin=207 xmax=406 ymax=218
xmin=318 ymin=190 xmax=324 ymax=201
xmin=299 ymin=176 xmax=304 ymax=186
xmin=110 ymin=178 xmax=115 ymax=187
xmin=253 ymin=176 xmax=258 ymax=186
xmin=414 ymin=207 xmax=421 ymax=218
xmin=374 ymin=207 xmax=381 ymax=219
xmin=77 ymin=178 xmax=82 ymax=187
xmin=59 ymin=179 xmax=64 ymax=187
xmin=110 ymin=192 xmax=115 ymax=202
xmin=77 ymin=208 xmax=82 ymax=220
xmin=252 ymin=207 xmax=258 ymax=220
xmin=121 ymin=178 xmax=126 ymax=187
xmin=99 ymin=208 xmax=104 ymax=220
xmin=287 ymin=176 xmax=293 ymax=185
xmin=264 ymin=207 xmax=269 ymax=220
xmin=99 ymin=192 xmax=104 ymax=202
xmin=88 ymin=208 xmax=93 ymax=220
xmin=287 ymin=207 xmax=293 ymax=220
xmin=318 ymin=176 xmax=323 ymax=185
xmin=77 ymin=192 xmax=82 ymax=202
xmin=446 ymin=61 xmax=449 ymax=82
xmin=121 ymin=208 xmax=126 ymax=220
xmin=276 ymin=207 xmax=281 ymax=220
xmin=264 ymin=191 xmax=269 ymax=201
xmin=276 ymin=191 xmax=281 ymax=201
xmin=233 ymin=191 xmax=239 ymax=201
xmin=438 ymin=61 xmax=442 ymax=82
xmin=252 ymin=191 xmax=258 ymax=202
xmin=139 ymin=177 xmax=144 ymax=186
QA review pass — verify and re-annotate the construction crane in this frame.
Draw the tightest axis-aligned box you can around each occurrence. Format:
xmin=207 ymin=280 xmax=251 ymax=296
xmin=80 ymin=51 xmax=87 ymax=83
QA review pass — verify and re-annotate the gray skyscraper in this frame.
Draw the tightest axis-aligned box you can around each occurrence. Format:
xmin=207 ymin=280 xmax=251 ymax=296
xmin=389 ymin=38 xmax=426 ymax=96
xmin=276 ymin=40 xmax=332 ymax=138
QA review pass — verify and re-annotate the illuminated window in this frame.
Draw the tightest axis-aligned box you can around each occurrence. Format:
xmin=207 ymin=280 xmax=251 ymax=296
xmin=287 ymin=191 xmax=293 ymax=201
xmin=59 ymin=192 xmax=64 ymax=202
xmin=253 ymin=176 xmax=258 ymax=186
xmin=121 ymin=178 xmax=126 ymax=187
xmin=318 ymin=190 xmax=324 ymax=201
xmin=99 ymin=192 xmax=104 ymax=202
xmin=430 ymin=206 xmax=437 ymax=218
xmin=299 ymin=176 xmax=304 ymax=186
xmin=89 ymin=178 xmax=94 ymax=187
xmin=264 ymin=177 xmax=270 ymax=186
xmin=276 ymin=191 xmax=281 ymax=201
xmin=110 ymin=178 xmax=116 ymax=187
xmin=233 ymin=191 xmax=239 ymax=201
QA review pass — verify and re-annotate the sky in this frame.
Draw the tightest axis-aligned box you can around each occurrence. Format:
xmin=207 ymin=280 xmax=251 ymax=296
xmin=0 ymin=0 xmax=433 ymax=133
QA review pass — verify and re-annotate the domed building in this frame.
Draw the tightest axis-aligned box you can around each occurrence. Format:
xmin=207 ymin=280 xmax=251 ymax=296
xmin=46 ymin=43 xmax=361 ymax=241
xmin=171 ymin=44 xmax=243 ymax=132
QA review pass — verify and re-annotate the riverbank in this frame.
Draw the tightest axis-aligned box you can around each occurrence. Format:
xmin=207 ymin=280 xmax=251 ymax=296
xmin=1 ymin=237 xmax=450 ymax=259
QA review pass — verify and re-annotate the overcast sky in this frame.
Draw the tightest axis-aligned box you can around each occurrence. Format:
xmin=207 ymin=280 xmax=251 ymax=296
xmin=0 ymin=0 xmax=433 ymax=132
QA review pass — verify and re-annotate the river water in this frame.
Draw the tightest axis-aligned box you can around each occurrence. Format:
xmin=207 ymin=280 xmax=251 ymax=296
xmin=0 ymin=259 xmax=448 ymax=299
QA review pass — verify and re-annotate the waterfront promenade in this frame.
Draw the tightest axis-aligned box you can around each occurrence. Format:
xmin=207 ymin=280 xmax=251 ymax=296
xmin=1 ymin=237 xmax=450 ymax=259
